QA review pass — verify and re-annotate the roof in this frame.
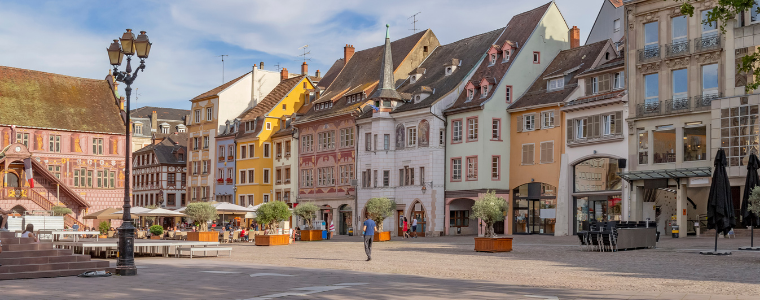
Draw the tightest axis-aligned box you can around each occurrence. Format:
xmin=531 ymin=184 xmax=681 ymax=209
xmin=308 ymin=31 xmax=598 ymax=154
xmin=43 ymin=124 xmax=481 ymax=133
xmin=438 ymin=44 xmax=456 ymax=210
xmin=0 ymin=66 xmax=124 ymax=134
xmin=134 ymin=132 xmax=188 ymax=165
xmin=130 ymin=106 xmax=189 ymax=121
xmin=390 ymin=27 xmax=504 ymax=114
xmin=191 ymin=71 xmax=250 ymax=101
xmin=296 ymin=30 xmax=433 ymax=123
xmin=579 ymin=54 xmax=624 ymax=75
xmin=609 ymin=0 xmax=623 ymax=8
xmin=236 ymin=75 xmax=305 ymax=140
xmin=509 ymin=40 xmax=609 ymax=110
xmin=317 ymin=58 xmax=344 ymax=90
xmin=444 ymin=2 xmax=552 ymax=113
xmin=271 ymin=118 xmax=295 ymax=139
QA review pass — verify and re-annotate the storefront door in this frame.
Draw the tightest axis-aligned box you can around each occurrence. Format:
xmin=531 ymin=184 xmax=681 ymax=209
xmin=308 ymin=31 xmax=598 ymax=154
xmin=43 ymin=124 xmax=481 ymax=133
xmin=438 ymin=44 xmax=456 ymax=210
xmin=514 ymin=199 xmax=556 ymax=234
xmin=574 ymin=195 xmax=622 ymax=233
xmin=413 ymin=211 xmax=426 ymax=237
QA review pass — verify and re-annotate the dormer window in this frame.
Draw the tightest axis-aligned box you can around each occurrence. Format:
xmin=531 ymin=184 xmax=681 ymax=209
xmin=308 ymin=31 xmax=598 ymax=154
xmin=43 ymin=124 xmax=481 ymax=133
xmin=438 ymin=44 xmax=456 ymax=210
xmin=415 ymin=95 xmax=421 ymax=102
xmin=410 ymin=75 xmax=417 ymax=84
xmin=245 ymin=120 xmax=256 ymax=132
xmin=502 ymin=50 xmax=511 ymax=62
xmin=481 ymin=85 xmax=490 ymax=98
xmin=547 ymin=78 xmax=564 ymax=91
xmin=176 ymin=124 xmax=186 ymax=133
xmin=467 ymin=88 xmax=474 ymax=100
xmin=445 ymin=67 xmax=453 ymax=76
xmin=489 ymin=53 xmax=497 ymax=66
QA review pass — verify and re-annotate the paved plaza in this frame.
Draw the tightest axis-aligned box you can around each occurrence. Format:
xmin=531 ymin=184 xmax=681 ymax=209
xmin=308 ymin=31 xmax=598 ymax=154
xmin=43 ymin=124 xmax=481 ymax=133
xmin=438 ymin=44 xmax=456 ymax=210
xmin=4 ymin=234 xmax=760 ymax=299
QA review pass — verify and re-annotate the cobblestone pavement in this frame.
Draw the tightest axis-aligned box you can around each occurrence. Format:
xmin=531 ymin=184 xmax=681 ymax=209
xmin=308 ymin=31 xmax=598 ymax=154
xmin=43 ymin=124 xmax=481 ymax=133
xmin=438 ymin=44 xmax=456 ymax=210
xmin=4 ymin=234 xmax=760 ymax=299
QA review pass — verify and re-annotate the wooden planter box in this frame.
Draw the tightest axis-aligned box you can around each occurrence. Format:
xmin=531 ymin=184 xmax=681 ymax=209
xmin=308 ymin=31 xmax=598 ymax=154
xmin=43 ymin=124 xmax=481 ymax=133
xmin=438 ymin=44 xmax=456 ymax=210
xmin=255 ymin=234 xmax=289 ymax=246
xmin=301 ymin=230 xmax=322 ymax=241
xmin=187 ymin=231 xmax=218 ymax=242
xmin=373 ymin=231 xmax=391 ymax=242
xmin=474 ymin=237 xmax=513 ymax=252
xmin=150 ymin=236 xmax=162 ymax=240
xmin=98 ymin=235 xmax=107 ymax=239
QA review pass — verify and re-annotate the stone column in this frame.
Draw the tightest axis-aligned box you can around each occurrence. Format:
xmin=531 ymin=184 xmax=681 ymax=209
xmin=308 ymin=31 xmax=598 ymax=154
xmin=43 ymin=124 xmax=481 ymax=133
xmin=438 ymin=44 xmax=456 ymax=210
xmin=676 ymin=181 xmax=688 ymax=238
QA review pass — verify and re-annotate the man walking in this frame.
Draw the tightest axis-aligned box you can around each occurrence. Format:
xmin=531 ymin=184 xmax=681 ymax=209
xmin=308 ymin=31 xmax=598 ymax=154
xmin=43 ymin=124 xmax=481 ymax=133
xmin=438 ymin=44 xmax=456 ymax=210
xmin=411 ymin=217 xmax=418 ymax=238
xmin=362 ymin=216 xmax=377 ymax=261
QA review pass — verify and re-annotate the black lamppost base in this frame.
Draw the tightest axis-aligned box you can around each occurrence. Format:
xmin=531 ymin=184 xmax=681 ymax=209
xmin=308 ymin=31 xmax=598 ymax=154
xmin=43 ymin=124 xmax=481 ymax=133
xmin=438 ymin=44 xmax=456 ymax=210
xmin=116 ymin=266 xmax=138 ymax=276
xmin=116 ymin=220 xmax=137 ymax=276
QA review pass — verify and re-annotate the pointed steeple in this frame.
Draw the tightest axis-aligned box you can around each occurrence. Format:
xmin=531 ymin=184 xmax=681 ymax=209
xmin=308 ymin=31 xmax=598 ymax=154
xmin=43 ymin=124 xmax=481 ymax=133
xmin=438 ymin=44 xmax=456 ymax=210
xmin=370 ymin=24 xmax=402 ymax=100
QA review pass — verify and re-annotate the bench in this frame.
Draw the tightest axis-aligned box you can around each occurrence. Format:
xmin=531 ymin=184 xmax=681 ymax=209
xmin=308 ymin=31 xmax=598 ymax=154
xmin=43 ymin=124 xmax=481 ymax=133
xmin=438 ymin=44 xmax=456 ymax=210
xmin=176 ymin=247 xmax=232 ymax=259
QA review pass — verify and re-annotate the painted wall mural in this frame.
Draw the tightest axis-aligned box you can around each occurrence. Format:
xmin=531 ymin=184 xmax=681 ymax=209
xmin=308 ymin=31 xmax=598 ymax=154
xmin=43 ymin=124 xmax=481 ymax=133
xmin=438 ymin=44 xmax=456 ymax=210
xmin=419 ymin=119 xmax=430 ymax=147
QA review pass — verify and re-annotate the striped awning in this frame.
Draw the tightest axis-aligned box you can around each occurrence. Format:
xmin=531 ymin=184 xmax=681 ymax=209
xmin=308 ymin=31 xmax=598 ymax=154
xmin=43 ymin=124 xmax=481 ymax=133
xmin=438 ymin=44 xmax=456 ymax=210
xmin=618 ymin=167 xmax=712 ymax=181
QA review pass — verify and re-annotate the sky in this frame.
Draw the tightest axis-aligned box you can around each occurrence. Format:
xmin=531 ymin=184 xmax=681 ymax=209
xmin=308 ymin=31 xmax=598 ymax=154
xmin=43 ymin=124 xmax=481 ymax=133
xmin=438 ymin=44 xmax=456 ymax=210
xmin=0 ymin=0 xmax=607 ymax=110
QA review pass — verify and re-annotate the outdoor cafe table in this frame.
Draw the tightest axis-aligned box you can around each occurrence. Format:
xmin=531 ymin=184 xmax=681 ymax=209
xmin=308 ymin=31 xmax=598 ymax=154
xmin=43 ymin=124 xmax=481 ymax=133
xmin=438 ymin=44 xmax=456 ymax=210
xmin=51 ymin=231 xmax=100 ymax=242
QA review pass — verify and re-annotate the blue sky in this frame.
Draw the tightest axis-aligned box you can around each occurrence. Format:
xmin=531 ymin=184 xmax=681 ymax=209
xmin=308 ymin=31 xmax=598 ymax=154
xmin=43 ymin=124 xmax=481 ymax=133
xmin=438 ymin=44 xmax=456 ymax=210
xmin=0 ymin=0 xmax=606 ymax=110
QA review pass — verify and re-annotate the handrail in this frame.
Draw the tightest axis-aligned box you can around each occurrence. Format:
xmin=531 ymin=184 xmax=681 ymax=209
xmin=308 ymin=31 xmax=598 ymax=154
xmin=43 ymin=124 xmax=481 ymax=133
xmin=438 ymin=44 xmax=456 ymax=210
xmin=27 ymin=188 xmax=86 ymax=229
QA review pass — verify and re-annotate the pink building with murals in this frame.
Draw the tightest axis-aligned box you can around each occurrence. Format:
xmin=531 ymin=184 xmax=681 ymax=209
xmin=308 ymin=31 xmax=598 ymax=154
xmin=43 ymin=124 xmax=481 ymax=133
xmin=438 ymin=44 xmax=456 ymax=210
xmin=0 ymin=66 xmax=128 ymax=228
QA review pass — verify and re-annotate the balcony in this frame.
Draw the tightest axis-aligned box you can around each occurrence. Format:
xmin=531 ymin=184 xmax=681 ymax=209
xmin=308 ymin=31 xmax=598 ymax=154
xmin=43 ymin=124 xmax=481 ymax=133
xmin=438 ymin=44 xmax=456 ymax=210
xmin=694 ymin=93 xmax=721 ymax=110
xmin=635 ymin=94 xmax=720 ymax=118
xmin=695 ymin=34 xmax=721 ymax=53
xmin=665 ymin=40 xmax=690 ymax=58
xmin=637 ymin=46 xmax=661 ymax=64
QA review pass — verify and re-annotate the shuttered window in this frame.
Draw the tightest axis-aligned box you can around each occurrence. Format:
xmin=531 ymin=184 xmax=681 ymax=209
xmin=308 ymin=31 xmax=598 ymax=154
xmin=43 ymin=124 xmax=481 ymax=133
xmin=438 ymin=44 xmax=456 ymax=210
xmin=540 ymin=141 xmax=554 ymax=163
xmin=521 ymin=144 xmax=535 ymax=165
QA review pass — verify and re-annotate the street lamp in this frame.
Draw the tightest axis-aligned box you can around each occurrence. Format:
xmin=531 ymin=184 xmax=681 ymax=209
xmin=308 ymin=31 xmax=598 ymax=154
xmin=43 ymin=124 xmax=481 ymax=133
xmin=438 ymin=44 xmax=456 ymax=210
xmin=107 ymin=28 xmax=152 ymax=276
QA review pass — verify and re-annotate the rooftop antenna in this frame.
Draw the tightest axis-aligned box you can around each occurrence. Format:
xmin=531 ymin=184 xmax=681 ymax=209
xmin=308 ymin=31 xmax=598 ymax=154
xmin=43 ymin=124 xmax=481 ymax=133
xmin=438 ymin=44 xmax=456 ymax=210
xmin=135 ymin=88 xmax=141 ymax=102
xmin=408 ymin=12 xmax=422 ymax=33
xmin=274 ymin=62 xmax=282 ymax=72
xmin=296 ymin=45 xmax=312 ymax=63
xmin=217 ymin=55 xmax=229 ymax=83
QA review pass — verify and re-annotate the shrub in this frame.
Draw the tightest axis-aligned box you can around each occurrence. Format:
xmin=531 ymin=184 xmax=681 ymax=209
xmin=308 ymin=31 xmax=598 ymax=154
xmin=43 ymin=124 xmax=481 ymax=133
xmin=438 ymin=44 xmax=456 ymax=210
xmin=185 ymin=202 xmax=218 ymax=232
xmin=366 ymin=197 xmax=396 ymax=232
xmin=255 ymin=201 xmax=291 ymax=235
xmin=98 ymin=221 xmax=110 ymax=235
xmin=748 ymin=186 xmax=760 ymax=222
xmin=471 ymin=190 xmax=509 ymax=238
xmin=149 ymin=225 xmax=164 ymax=237
xmin=293 ymin=203 xmax=319 ymax=229
xmin=52 ymin=206 xmax=73 ymax=216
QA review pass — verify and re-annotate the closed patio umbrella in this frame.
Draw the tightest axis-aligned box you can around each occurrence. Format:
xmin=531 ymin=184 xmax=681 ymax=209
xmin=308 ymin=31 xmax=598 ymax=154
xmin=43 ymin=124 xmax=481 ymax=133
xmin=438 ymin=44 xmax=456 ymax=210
xmin=701 ymin=149 xmax=736 ymax=255
xmin=740 ymin=153 xmax=760 ymax=250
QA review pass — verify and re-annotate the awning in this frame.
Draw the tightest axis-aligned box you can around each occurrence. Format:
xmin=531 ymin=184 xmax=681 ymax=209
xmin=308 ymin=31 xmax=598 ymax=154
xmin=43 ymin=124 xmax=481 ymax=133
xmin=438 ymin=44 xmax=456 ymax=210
xmin=618 ymin=167 xmax=712 ymax=181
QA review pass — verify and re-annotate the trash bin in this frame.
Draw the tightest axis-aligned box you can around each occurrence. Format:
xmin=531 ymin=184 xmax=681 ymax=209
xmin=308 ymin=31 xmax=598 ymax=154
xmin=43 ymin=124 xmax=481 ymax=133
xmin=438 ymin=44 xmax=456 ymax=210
xmin=348 ymin=227 xmax=353 ymax=236
xmin=322 ymin=230 xmax=328 ymax=240
xmin=671 ymin=225 xmax=679 ymax=238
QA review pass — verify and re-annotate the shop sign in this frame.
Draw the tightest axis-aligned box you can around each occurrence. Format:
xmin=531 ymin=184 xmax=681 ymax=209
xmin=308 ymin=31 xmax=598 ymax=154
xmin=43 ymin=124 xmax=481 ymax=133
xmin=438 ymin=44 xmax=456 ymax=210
xmin=689 ymin=177 xmax=709 ymax=185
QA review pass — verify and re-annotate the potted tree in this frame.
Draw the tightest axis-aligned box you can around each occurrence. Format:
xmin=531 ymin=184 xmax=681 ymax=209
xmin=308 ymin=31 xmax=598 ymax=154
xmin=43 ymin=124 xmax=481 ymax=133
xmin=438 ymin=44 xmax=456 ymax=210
xmin=294 ymin=203 xmax=321 ymax=241
xmin=98 ymin=221 xmax=109 ymax=239
xmin=52 ymin=205 xmax=73 ymax=216
xmin=471 ymin=191 xmax=511 ymax=252
xmin=149 ymin=225 xmax=164 ymax=240
xmin=366 ymin=197 xmax=395 ymax=242
xmin=185 ymin=202 xmax=219 ymax=241
xmin=254 ymin=201 xmax=291 ymax=246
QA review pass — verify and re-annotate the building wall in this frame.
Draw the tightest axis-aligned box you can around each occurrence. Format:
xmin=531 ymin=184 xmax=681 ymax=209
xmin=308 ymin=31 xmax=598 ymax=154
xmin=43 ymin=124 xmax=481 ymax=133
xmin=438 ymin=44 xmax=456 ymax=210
xmin=132 ymin=163 xmax=187 ymax=209
xmin=215 ymin=136 xmax=236 ymax=203
xmin=586 ymin=1 xmax=625 ymax=45
xmin=272 ymin=134 xmax=298 ymax=204
xmin=509 ymin=106 xmax=564 ymax=193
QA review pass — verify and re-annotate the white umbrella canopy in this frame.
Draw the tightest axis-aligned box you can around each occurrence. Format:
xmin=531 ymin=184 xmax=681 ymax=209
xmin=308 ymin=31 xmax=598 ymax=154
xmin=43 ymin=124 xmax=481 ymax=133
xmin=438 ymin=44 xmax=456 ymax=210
xmin=134 ymin=208 xmax=186 ymax=217
xmin=213 ymin=202 xmax=255 ymax=214
xmin=114 ymin=206 xmax=151 ymax=215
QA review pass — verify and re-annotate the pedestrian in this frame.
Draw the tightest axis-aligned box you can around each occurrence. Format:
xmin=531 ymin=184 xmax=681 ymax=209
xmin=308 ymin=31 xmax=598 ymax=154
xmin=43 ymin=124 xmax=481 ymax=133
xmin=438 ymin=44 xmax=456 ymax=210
xmin=411 ymin=217 xmax=418 ymax=238
xmin=329 ymin=221 xmax=335 ymax=239
xmin=403 ymin=217 xmax=410 ymax=239
xmin=362 ymin=216 xmax=377 ymax=261
xmin=0 ymin=206 xmax=10 ymax=231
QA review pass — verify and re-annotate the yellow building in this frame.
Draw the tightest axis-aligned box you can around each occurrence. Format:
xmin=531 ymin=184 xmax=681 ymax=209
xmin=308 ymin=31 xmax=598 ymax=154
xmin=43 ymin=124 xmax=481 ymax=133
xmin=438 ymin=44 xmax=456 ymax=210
xmin=235 ymin=70 xmax=315 ymax=206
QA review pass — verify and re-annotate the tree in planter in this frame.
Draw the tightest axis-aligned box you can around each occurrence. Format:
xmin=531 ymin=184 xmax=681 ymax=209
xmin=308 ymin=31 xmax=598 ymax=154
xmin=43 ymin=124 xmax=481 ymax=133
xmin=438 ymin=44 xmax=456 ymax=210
xmin=365 ymin=197 xmax=396 ymax=232
xmin=149 ymin=225 xmax=164 ymax=237
xmin=293 ymin=203 xmax=319 ymax=229
xmin=98 ymin=220 xmax=110 ymax=236
xmin=255 ymin=201 xmax=291 ymax=235
xmin=470 ymin=191 xmax=509 ymax=238
xmin=185 ymin=202 xmax=218 ymax=232
xmin=51 ymin=206 xmax=72 ymax=216
xmin=143 ymin=205 xmax=158 ymax=227
xmin=748 ymin=186 xmax=760 ymax=224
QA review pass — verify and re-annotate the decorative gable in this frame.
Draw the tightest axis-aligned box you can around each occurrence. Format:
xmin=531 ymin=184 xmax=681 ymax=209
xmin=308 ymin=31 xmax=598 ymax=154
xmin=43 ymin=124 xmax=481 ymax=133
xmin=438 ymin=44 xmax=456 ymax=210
xmin=501 ymin=40 xmax=516 ymax=62
xmin=464 ymin=81 xmax=476 ymax=101
xmin=479 ymin=77 xmax=496 ymax=98
xmin=487 ymin=46 xmax=500 ymax=66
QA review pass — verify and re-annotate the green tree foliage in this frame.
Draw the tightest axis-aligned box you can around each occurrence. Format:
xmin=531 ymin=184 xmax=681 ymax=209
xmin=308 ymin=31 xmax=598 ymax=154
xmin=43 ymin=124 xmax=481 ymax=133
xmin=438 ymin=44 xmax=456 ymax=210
xmin=185 ymin=202 xmax=218 ymax=232
xmin=749 ymin=186 xmax=760 ymax=217
xmin=149 ymin=225 xmax=164 ymax=237
xmin=293 ymin=203 xmax=319 ymax=229
xmin=365 ymin=197 xmax=396 ymax=232
xmin=255 ymin=201 xmax=291 ymax=235
xmin=98 ymin=220 xmax=110 ymax=235
xmin=674 ymin=0 xmax=760 ymax=91
xmin=51 ymin=206 xmax=72 ymax=216
xmin=470 ymin=191 xmax=509 ymax=238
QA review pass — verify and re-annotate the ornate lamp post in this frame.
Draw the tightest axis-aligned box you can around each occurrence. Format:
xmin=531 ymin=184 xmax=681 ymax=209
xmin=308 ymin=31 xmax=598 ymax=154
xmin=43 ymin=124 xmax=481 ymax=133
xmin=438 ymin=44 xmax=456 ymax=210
xmin=107 ymin=29 xmax=152 ymax=276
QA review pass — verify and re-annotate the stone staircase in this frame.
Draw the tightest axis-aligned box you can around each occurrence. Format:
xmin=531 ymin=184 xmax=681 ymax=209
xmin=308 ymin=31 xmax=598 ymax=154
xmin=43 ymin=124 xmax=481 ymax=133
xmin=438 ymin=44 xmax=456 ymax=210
xmin=0 ymin=232 xmax=113 ymax=280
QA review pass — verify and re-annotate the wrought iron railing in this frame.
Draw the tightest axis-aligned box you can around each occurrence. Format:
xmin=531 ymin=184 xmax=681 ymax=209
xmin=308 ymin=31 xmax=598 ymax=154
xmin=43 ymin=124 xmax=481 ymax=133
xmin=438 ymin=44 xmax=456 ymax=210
xmin=665 ymin=40 xmax=690 ymax=57
xmin=637 ymin=46 xmax=661 ymax=64
xmin=636 ymin=101 xmax=661 ymax=117
xmin=694 ymin=34 xmax=721 ymax=52
xmin=694 ymin=93 xmax=722 ymax=110
xmin=635 ymin=94 xmax=721 ymax=118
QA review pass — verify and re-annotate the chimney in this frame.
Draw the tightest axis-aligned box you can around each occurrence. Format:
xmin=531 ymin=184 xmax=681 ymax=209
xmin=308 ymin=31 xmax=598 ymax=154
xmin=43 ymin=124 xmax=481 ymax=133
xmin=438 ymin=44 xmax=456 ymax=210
xmin=315 ymin=70 xmax=321 ymax=78
xmin=301 ymin=62 xmax=308 ymax=75
xmin=260 ymin=62 xmax=264 ymax=69
xmin=151 ymin=110 xmax=158 ymax=132
xmin=569 ymin=26 xmax=580 ymax=49
xmin=344 ymin=44 xmax=355 ymax=66
xmin=280 ymin=68 xmax=289 ymax=81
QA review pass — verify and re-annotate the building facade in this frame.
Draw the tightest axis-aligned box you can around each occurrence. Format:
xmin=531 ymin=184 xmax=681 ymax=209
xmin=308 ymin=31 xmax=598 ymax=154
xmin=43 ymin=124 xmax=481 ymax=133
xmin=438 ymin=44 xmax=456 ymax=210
xmin=272 ymin=120 xmax=298 ymax=206
xmin=0 ymin=66 xmax=127 ymax=228
xmin=132 ymin=133 xmax=188 ymax=209
xmin=215 ymin=120 xmax=237 ymax=203
xmin=130 ymin=106 xmax=189 ymax=151
xmin=586 ymin=0 xmax=626 ymax=45
xmin=444 ymin=2 xmax=570 ymax=236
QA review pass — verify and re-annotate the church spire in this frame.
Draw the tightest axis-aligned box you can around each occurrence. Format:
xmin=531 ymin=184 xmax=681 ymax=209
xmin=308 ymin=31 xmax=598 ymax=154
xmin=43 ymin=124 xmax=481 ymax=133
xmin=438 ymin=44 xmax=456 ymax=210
xmin=370 ymin=24 xmax=402 ymax=101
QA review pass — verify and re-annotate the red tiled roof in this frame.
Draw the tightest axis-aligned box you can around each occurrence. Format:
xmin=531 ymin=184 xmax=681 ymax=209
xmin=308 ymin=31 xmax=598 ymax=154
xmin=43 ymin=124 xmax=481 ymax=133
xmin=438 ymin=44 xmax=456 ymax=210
xmin=236 ymin=75 xmax=306 ymax=139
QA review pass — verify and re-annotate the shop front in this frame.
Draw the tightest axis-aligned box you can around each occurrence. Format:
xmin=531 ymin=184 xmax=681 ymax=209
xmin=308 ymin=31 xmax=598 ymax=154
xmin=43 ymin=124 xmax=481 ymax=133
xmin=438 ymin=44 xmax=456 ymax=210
xmin=572 ymin=157 xmax=623 ymax=234
xmin=513 ymin=183 xmax=557 ymax=235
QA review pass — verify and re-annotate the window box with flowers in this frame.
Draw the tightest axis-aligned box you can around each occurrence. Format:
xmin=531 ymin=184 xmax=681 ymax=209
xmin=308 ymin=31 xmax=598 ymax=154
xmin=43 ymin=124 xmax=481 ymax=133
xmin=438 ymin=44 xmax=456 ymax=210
xmin=217 ymin=178 xmax=224 ymax=183
xmin=226 ymin=178 xmax=233 ymax=184
xmin=227 ymin=155 xmax=234 ymax=161
xmin=218 ymin=156 xmax=225 ymax=162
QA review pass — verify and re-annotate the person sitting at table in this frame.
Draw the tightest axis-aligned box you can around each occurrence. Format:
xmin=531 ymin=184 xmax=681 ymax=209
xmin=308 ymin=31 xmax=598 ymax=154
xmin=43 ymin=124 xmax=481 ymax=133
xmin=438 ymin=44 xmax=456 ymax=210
xmin=22 ymin=224 xmax=39 ymax=243
xmin=240 ymin=228 xmax=247 ymax=242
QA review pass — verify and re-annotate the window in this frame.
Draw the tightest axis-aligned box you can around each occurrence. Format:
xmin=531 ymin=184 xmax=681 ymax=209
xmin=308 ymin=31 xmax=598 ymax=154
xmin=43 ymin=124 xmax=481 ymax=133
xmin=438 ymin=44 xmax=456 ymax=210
xmin=491 ymin=156 xmax=500 ymax=180
xmin=450 ymin=211 xmax=470 ymax=227
xmin=218 ymin=168 xmax=224 ymax=179
xmin=240 ymin=145 xmax=247 ymax=159
xmin=407 ymin=127 xmax=417 ymax=147
xmin=481 ymin=84 xmax=490 ymax=98
xmin=602 ymin=114 xmax=616 ymax=136
xmin=47 ymin=165 xmax=61 ymax=179
xmin=540 ymin=141 xmax=554 ymax=163
xmin=613 ymin=72 xmax=624 ymax=90
xmin=97 ymin=171 xmax=103 ymax=188
xmin=521 ymin=144 xmax=535 ymax=165
xmin=439 ymin=129 xmax=444 ymax=146
xmin=383 ymin=134 xmax=390 ymax=150
xmin=505 ymin=86 xmax=512 ymax=103
xmin=177 ymin=125 xmax=186 ymax=133
xmin=591 ymin=77 xmax=599 ymax=94
xmin=202 ymin=160 xmax=209 ymax=174
xmin=672 ymin=68 xmax=688 ymax=101
xmin=721 ymin=105 xmax=760 ymax=166
xmin=301 ymin=134 xmax=313 ymax=152
xmin=701 ymin=10 xmax=718 ymax=37
xmin=532 ymin=52 xmax=540 ymax=64
xmin=365 ymin=133 xmax=372 ymax=151
xmin=644 ymin=21 xmax=659 ymax=50
xmin=404 ymin=166 xmax=415 ymax=185
xmin=373 ymin=170 xmax=378 ymax=187
xmin=317 ymin=167 xmax=333 ymax=186
xmin=339 ymin=164 xmax=353 ymax=185
xmin=302 ymin=169 xmax=313 ymax=187
xmin=168 ymin=173 xmax=176 ymax=185
xmin=466 ymin=156 xmax=478 ymax=180
xmin=467 ymin=88 xmax=474 ymax=100
xmin=702 ymin=63 xmax=719 ymax=97
xmin=203 ymin=136 xmax=209 ymax=149
xmin=491 ymin=119 xmax=501 ymax=140
xmin=383 ymin=170 xmax=390 ymax=187
xmin=135 ymin=124 xmax=143 ymax=135
xmin=548 ymin=78 xmax=564 ymax=91
xmin=502 ymin=49 xmax=511 ymax=62
xmin=109 ymin=171 xmax=115 ymax=188
xmin=206 ymin=107 xmax=212 ymax=121
xmin=340 ymin=128 xmax=354 ymax=147
xmin=542 ymin=111 xmax=555 ymax=128
xmin=49 ymin=135 xmax=61 ymax=153
xmin=524 ymin=114 xmax=535 ymax=131
xmin=266 ymin=122 xmax=271 ymax=130
xmin=451 ymin=158 xmax=462 ymax=181
xmin=161 ymin=125 xmax=169 ymax=134
xmin=193 ymin=137 xmax=199 ymax=150
xmin=263 ymin=169 xmax=270 ymax=184
xmin=239 ymin=170 xmax=246 ymax=184
xmin=87 ymin=170 xmax=93 ymax=187
xmin=263 ymin=143 xmax=271 ymax=158
xmin=467 ymin=118 xmax=478 ymax=141
xmin=284 ymin=141 xmax=290 ymax=156
xmin=614 ymin=19 xmax=621 ymax=32
xmin=276 ymin=143 xmax=282 ymax=158
xmin=575 ymin=118 xmax=588 ymax=139
xmin=452 ymin=120 xmax=463 ymax=142
xmin=15 ymin=132 xmax=29 ymax=147
xmin=753 ymin=3 xmax=760 ymax=23
xmin=263 ymin=194 xmax=269 ymax=203
xmin=645 ymin=73 xmax=660 ymax=107
xmin=318 ymin=131 xmax=335 ymax=151
xmin=194 ymin=110 xmax=200 ymax=123
xmin=653 ymin=126 xmax=676 ymax=163
xmin=672 ymin=16 xmax=687 ymax=43
xmin=574 ymin=158 xmax=622 ymax=192
xmin=489 ymin=53 xmax=497 ymax=65
xmin=363 ymin=170 xmax=370 ymax=188
xmin=684 ymin=126 xmax=708 ymax=161
xmin=92 ymin=138 xmax=104 ymax=155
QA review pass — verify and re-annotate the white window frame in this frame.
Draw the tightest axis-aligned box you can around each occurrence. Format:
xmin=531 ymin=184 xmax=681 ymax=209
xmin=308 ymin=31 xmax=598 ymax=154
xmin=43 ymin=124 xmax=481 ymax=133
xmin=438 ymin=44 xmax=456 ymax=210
xmin=523 ymin=114 xmax=535 ymax=131
xmin=489 ymin=53 xmax=497 ymax=65
xmin=502 ymin=49 xmax=511 ymax=62
xmin=467 ymin=88 xmax=474 ymax=100
xmin=541 ymin=111 xmax=555 ymax=128
xmin=591 ymin=77 xmax=599 ymax=94
xmin=614 ymin=19 xmax=621 ymax=32
xmin=263 ymin=142 xmax=271 ymax=158
xmin=645 ymin=73 xmax=659 ymax=106
xmin=613 ymin=71 xmax=624 ymax=90
xmin=266 ymin=122 xmax=271 ymax=130
xmin=206 ymin=107 xmax=212 ymax=121
xmin=467 ymin=118 xmax=478 ymax=140
xmin=576 ymin=119 xmax=587 ymax=139
xmin=671 ymin=15 xmax=688 ymax=42
xmin=491 ymin=119 xmax=500 ymax=140
xmin=702 ymin=63 xmax=719 ymax=97
xmin=452 ymin=158 xmax=462 ymax=180
xmin=407 ymin=127 xmax=417 ymax=147
xmin=263 ymin=168 xmax=271 ymax=184
xmin=548 ymin=78 xmax=564 ymax=91
xmin=453 ymin=120 xmax=463 ymax=142
xmin=603 ymin=114 xmax=613 ymax=136
xmin=194 ymin=110 xmax=200 ymax=123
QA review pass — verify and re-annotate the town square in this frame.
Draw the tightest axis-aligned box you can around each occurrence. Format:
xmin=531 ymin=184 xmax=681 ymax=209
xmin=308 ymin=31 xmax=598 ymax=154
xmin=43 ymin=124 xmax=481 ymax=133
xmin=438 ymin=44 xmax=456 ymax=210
xmin=2 ymin=0 xmax=760 ymax=299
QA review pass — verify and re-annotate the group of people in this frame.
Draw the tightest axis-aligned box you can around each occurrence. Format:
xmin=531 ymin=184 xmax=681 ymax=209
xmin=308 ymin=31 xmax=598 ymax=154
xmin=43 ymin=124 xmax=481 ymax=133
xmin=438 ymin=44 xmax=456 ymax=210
xmin=400 ymin=217 xmax=419 ymax=239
